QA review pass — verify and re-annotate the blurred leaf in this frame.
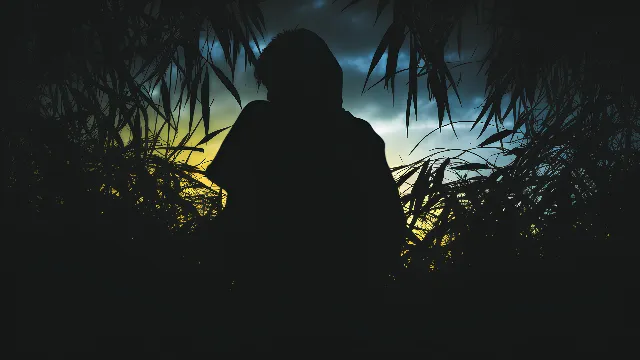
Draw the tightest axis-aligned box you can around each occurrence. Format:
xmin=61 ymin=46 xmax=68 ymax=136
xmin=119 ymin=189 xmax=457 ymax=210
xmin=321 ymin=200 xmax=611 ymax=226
xmin=189 ymin=66 xmax=201 ymax=133
xmin=428 ymin=70 xmax=450 ymax=130
xmin=452 ymin=163 xmax=492 ymax=171
xmin=67 ymin=87 xmax=102 ymax=117
xmin=374 ymin=0 xmax=391 ymax=25
xmin=396 ymin=165 xmax=420 ymax=188
xmin=161 ymin=78 xmax=172 ymax=122
xmin=362 ymin=23 xmax=393 ymax=94
xmin=207 ymin=60 xmax=241 ymax=108
xmin=408 ymin=160 xmax=432 ymax=229
xmin=433 ymin=158 xmax=450 ymax=188
xmin=339 ymin=0 xmax=363 ymax=11
xmin=156 ymin=146 xmax=204 ymax=153
xmin=406 ymin=35 xmax=418 ymax=136
xmin=384 ymin=21 xmax=406 ymax=106
xmin=195 ymin=126 xmax=231 ymax=146
xmin=478 ymin=130 xmax=515 ymax=148
xmin=237 ymin=2 xmax=265 ymax=54
xmin=506 ymin=147 xmax=526 ymax=157
xmin=409 ymin=121 xmax=475 ymax=156
xmin=201 ymin=69 xmax=210 ymax=134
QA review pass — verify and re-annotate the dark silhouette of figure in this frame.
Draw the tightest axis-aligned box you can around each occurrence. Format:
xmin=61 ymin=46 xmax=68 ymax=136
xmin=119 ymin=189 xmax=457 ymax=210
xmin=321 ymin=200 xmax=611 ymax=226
xmin=205 ymin=28 xmax=406 ymax=345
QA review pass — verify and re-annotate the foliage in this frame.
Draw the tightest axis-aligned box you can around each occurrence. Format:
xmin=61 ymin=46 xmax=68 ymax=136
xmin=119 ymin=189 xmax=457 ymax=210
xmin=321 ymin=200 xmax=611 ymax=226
xmin=8 ymin=0 xmax=639 ymax=279
xmin=335 ymin=0 xmax=640 ymax=273
xmin=5 ymin=0 xmax=265 ymax=271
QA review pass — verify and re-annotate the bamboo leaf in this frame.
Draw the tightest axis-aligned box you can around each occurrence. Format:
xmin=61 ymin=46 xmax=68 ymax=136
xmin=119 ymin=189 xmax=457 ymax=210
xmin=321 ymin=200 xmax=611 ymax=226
xmin=374 ymin=0 xmax=391 ymax=25
xmin=362 ymin=24 xmax=393 ymax=94
xmin=161 ymin=78 xmax=172 ymax=122
xmin=385 ymin=22 xmax=406 ymax=106
xmin=189 ymin=66 xmax=201 ymax=133
xmin=207 ymin=59 xmax=241 ymax=108
xmin=433 ymin=158 xmax=450 ymax=188
xmin=68 ymin=87 xmax=102 ymax=116
xmin=452 ymin=163 xmax=492 ymax=171
xmin=406 ymin=34 xmax=418 ymax=137
xmin=408 ymin=160 xmax=432 ymax=229
xmin=237 ymin=2 xmax=264 ymax=53
xmin=478 ymin=130 xmax=515 ymax=148
xmin=156 ymin=146 xmax=204 ymax=153
xmin=396 ymin=165 xmax=420 ymax=188
xmin=195 ymin=126 xmax=231 ymax=146
xmin=340 ymin=0 xmax=363 ymax=12
xmin=201 ymin=69 xmax=210 ymax=134
xmin=212 ymin=28 xmax=233 ymax=71
xmin=140 ymin=90 xmax=176 ymax=131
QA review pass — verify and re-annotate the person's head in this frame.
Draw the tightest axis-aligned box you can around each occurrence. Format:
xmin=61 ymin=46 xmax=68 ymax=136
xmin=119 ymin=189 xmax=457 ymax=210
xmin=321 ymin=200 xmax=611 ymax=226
xmin=254 ymin=28 xmax=343 ymax=109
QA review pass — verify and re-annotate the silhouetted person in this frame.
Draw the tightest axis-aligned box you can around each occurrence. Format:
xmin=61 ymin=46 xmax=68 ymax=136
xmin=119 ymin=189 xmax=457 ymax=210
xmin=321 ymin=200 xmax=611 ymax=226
xmin=205 ymin=28 xmax=406 ymax=344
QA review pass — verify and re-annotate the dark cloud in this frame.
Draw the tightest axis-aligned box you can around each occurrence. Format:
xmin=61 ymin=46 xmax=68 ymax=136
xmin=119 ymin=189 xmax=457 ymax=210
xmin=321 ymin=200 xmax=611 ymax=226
xmin=259 ymin=0 xmax=392 ymax=56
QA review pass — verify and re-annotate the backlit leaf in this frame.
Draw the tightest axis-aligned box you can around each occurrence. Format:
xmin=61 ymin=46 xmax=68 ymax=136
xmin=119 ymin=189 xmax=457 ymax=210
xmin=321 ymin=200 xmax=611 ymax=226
xmin=452 ymin=163 xmax=492 ymax=171
xmin=161 ymin=78 xmax=171 ymax=122
xmin=208 ymin=60 xmax=241 ymax=108
xmin=195 ymin=126 xmax=231 ymax=146
xmin=478 ymin=130 xmax=515 ymax=148
xmin=201 ymin=69 xmax=210 ymax=134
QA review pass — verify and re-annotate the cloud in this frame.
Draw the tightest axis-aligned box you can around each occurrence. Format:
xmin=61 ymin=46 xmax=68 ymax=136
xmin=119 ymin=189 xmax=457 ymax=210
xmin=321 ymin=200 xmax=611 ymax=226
xmin=313 ymin=0 xmax=326 ymax=9
xmin=182 ymin=1 xmax=505 ymax=169
xmin=337 ymin=51 xmax=411 ymax=76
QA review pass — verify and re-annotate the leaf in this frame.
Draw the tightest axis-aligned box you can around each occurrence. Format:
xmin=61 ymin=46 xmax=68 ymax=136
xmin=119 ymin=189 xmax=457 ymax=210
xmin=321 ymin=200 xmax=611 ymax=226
xmin=428 ymin=70 xmax=448 ymax=129
xmin=385 ymin=23 xmax=407 ymax=105
xmin=208 ymin=60 xmax=241 ymax=108
xmin=212 ymin=27 xmax=233 ymax=71
xmin=68 ymin=87 xmax=102 ymax=116
xmin=364 ymin=67 xmax=411 ymax=93
xmin=195 ymin=126 xmax=231 ymax=146
xmin=61 ymin=87 xmax=72 ymax=116
xmin=201 ymin=69 xmax=210 ymax=134
xmin=506 ymin=147 xmax=526 ymax=157
xmin=120 ymin=67 xmax=175 ymax=132
xmin=116 ymin=106 xmax=134 ymax=132
xmin=409 ymin=121 xmax=476 ymax=156
xmin=156 ymin=146 xmax=204 ymax=153
xmin=340 ymin=0 xmax=362 ymax=11
xmin=408 ymin=160 xmax=432 ymax=229
xmin=374 ymin=0 xmax=391 ymax=25
xmin=452 ymin=163 xmax=492 ymax=171
xmin=189 ymin=67 xmax=201 ymax=133
xmin=131 ymin=109 xmax=142 ymax=145
xmin=471 ymin=96 xmax=492 ymax=131
xmin=436 ymin=202 xmax=450 ymax=228
xmin=237 ymin=2 xmax=264 ymax=54
xmin=433 ymin=158 xmax=450 ymax=188
xmin=399 ymin=193 xmax=413 ymax=207
xmin=396 ymin=165 xmax=420 ymax=188
xmin=231 ymin=33 xmax=240 ymax=82
xmin=406 ymin=35 xmax=418 ymax=136
xmin=161 ymin=78 xmax=171 ymax=122
xmin=140 ymin=90 xmax=176 ymax=131
xmin=362 ymin=23 xmax=393 ymax=94
xmin=478 ymin=130 xmax=515 ymax=148
xmin=182 ymin=43 xmax=194 ymax=92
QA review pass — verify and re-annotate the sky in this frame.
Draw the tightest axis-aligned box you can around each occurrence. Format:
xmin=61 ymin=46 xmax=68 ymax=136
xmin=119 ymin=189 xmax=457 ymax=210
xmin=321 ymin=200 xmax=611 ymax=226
xmin=156 ymin=0 xmax=515 ymax=182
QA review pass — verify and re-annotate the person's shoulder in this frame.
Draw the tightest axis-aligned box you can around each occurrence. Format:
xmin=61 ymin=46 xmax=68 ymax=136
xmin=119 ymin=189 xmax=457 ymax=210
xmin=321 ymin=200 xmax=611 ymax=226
xmin=241 ymin=100 xmax=272 ymax=115
xmin=233 ymin=100 xmax=272 ymax=128
xmin=343 ymin=110 xmax=385 ymax=147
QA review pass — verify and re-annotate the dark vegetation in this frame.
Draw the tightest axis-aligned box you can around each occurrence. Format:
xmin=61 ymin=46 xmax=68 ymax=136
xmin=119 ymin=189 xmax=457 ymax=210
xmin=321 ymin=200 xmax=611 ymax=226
xmin=9 ymin=0 xmax=639 ymax=353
